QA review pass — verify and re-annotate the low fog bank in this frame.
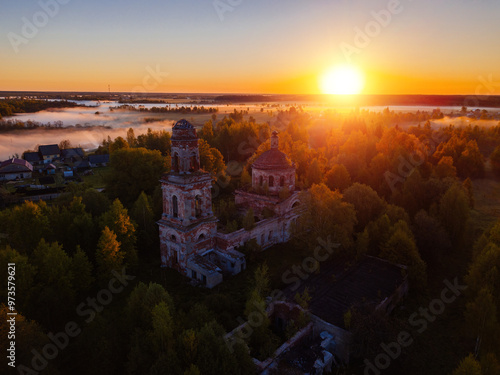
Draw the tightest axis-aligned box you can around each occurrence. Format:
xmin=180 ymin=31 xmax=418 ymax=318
xmin=432 ymin=116 xmax=500 ymax=128
xmin=6 ymin=107 xmax=163 ymax=129
xmin=0 ymin=120 xmax=175 ymax=160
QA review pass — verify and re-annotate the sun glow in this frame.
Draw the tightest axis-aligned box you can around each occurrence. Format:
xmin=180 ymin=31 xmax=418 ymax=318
xmin=320 ymin=65 xmax=365 ymax=95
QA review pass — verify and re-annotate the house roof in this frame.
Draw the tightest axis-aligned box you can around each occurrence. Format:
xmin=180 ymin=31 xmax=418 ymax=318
xmin=88 ymin=154 xmax=110 ymax=164
xmin=39 ymin=144 xmax=60 ymax=156
xmin=74 ymin=160 xmax=90 ymax=169
xmin=61 ymin=148 xmax=84 ymax=158
xmin=0 ymin=158 xmax=33 ymax=173
xmin=23 ymin=152 xmax=41 ymax=162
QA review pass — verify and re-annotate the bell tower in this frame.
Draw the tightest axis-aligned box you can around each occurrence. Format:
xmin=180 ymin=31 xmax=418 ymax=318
xmin=171 ymin=119 xmax=200 ymax=173
xmin=158 ymin=119 xmax=217 ymax=272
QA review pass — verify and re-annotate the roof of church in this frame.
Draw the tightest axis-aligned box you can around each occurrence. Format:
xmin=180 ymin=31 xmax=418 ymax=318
xmin=173 ymin=119 xmax=194 ymax=130
xmin=252 ymin=148 xmax=293 ymax=170
xmin=172 ymin=119 xmax=198 ymax=141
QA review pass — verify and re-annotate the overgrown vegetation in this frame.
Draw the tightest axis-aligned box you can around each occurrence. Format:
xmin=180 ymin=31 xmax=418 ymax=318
xmin=1 ymin=106 xmax=500 ymax=374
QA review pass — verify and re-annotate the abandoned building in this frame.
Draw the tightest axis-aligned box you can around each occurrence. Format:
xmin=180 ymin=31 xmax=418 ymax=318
xmin=224 ymin=256 xmax=408 ymax=374
xmin=158 ymin=119 xmax=302 ymax=288
xmin=159 ymin=119 xmax=410 ymax=373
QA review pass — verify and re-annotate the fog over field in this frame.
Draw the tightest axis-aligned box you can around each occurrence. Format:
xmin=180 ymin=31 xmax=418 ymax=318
xmin=0 ymin=116 xmax=175 ymax=159
xmin=1 ymin=103 xmax=499 ymax=160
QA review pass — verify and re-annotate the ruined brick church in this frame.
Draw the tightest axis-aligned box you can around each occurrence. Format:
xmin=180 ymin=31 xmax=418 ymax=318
xmin=158 ymin=119 xmax=301 ymax=288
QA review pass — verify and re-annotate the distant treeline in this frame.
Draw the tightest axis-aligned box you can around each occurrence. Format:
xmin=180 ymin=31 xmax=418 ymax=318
xmin=0 ymin=99 xmax=78 ymax=117
xmin=0 ymin=119 xmax=111 ymax=132
xmin=118 ymin=99 xmax=169 ymax=104
xmin=353 ymin=95 xmax=500 ymax=108
xmin=214 ymin=95 xmax=283 ymax=103
xmin=110 ymin=104 xmax=218 ymax=114
xmin=213 ymin=94 xmax=500 ymax=107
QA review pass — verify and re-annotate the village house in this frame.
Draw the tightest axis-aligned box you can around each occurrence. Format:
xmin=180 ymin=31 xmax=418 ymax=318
xmin=39 ymin=144 xmax=61 ymax=164
xmin=0 ymin=158 xmax=33 ymax=181
xmin=23 ymin=152 xmax=43 ymax=168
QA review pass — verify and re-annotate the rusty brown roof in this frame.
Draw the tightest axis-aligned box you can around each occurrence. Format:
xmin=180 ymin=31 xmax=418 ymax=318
xmin=252 ymin=148 xmax=293 ymax=170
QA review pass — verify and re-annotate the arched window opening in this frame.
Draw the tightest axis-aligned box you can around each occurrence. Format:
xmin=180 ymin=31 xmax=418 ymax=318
xmin=269 ymin=176 xmax=274 ymax=187
xmin=172 ymin=196 xmax=178 ymax=218
xmin=171 ymin=234 xmax=177 ymax=242
xmin=195 ymin=195 xmax=202 ymax=218
xmin=280 ymin=176 xmax=285 ymax=187
xmin=173 ymin=153 xmax=180 ymax=173
xmin=198 ymin=234 xmax=205 ymax=242
xmin=292 ymin=201 xmax=300 ymax=209
xmin=189 ymin=154 xmax=198 ymax=172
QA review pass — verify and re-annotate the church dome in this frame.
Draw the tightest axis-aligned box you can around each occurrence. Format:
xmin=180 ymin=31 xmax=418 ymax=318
xmin=172 ymin=119 xmax=197 ymax=140
xmin=250 ymin=131 xmax=295 ymax=194
xmin=252 ymin=131 xmax=293 ymax=171
xmin=173 ymin=119 xmax=194 ymax=130
xmin=252 ymin=148 xmax=293 ymax=170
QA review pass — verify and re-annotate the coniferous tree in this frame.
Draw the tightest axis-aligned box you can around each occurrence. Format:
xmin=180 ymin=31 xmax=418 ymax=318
xmin=96 ymin=227 xmax=123 ymax=281
xmin=71 ymin=245 xmax=94 ymax=294
xmin=100 ymin=199 xmax=138 ymax=267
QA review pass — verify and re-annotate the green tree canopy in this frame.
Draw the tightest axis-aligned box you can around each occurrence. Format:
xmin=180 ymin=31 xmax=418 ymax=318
xmin=100 ymin=199 xmax=137 ymax=267
xmin=0 ymin=201 xmax=50 ymax=255
xmin=299 ymin=183 xmax=356 ymax=251
xmin=325 ymin=164 xmax=352 ymax=192
xmin=96 ymin=227 xmax=123 ymax=281
xmin=343 ymin=182 xmax=385 ymax=230
xmin=491 ymin=144 xmax=500 ymax=177
xmin=71 ymin=245 xmax=94 ymax=294
xmin=439 ymin=184 xmax=470 ymax=244
xmin=452 ymin=354 xmax=482 ymax=375
xmin=105 ymin=147 xmax=170 ymax=205
xmin=199 ymin=138 xmax=225 ymax=176
xmin=380 ymin=225 xmax=427 ymax=292
xmin=30 ymin=239 xmax=75 ymax=327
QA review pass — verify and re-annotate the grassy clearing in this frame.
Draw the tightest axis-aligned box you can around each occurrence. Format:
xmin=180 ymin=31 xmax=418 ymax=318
xmin=81 ymin=166 xmax=111 ymax=189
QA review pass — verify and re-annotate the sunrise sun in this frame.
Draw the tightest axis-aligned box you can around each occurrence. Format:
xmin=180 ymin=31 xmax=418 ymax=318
xmin=320 ymin=65 xmax=365 ymax=95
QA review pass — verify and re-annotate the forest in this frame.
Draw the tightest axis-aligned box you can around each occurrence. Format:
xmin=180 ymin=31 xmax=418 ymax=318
xmin=1 ymin=107 xmax=500 ymax=375
xmin=109 ymin=104 xmax=219 ymax=114
xmin=0 ymin=100 xmax=78 ymax=118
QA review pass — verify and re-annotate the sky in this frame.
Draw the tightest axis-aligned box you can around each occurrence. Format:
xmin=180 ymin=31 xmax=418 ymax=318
xmin=1 ymin=0 xmax=499 ymax=95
